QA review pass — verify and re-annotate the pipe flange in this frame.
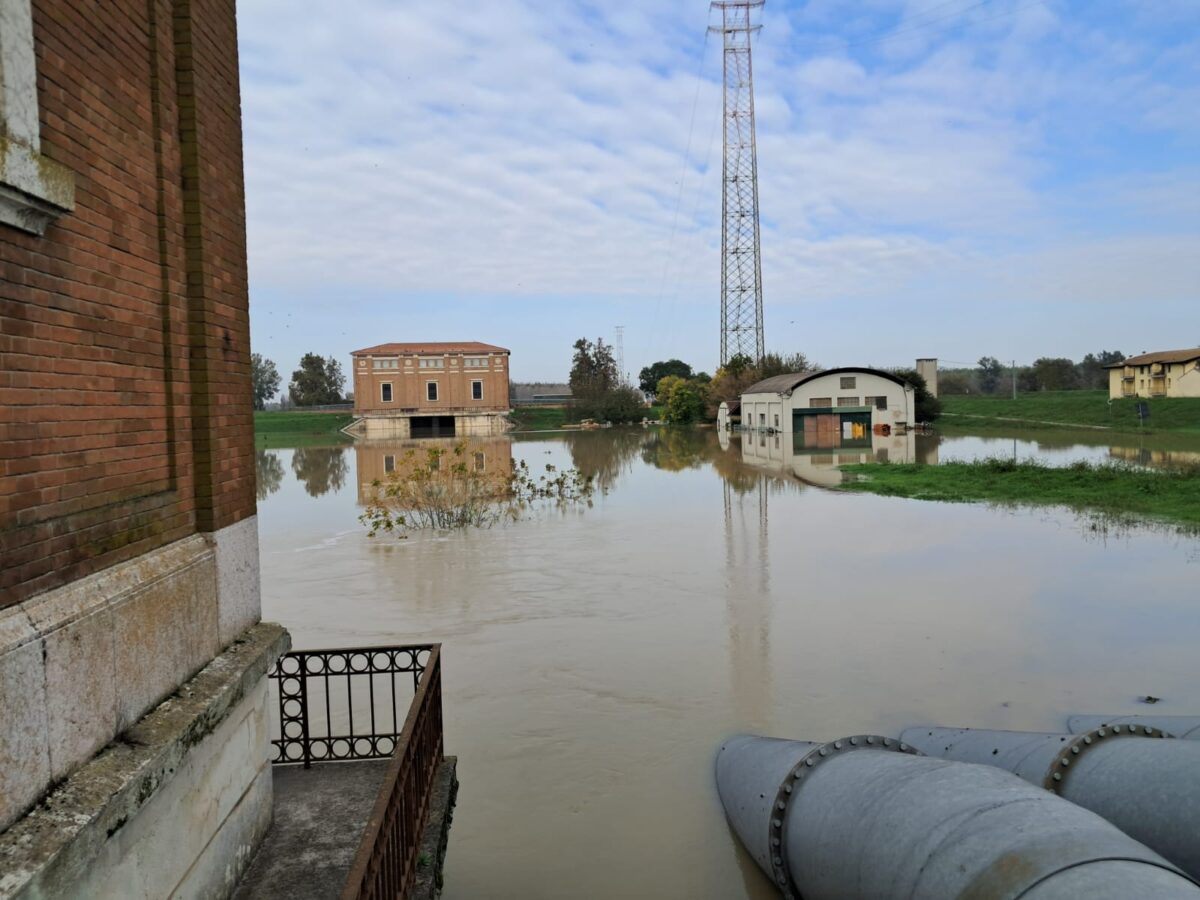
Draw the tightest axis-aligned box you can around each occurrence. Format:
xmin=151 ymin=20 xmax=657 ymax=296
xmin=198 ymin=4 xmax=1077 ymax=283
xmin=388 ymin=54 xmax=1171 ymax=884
xmin=1043 ymin=724 xmax=1170 ymax=793
xmin=768 ymin=735 xmax=922 ymax=899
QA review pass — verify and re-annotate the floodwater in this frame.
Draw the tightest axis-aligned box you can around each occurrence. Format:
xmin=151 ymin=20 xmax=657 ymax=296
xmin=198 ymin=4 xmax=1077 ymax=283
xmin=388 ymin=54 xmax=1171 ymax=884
xmin=256 ymin=428 xmax=1200 ymax=899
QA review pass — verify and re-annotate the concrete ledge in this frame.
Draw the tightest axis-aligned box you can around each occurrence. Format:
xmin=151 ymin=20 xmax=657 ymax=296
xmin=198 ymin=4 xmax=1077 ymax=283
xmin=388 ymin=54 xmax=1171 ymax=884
xmin=0 ymin=622 xmax=290 ymax=899
xmin=413 ymin=757 xmax=459 ymax=900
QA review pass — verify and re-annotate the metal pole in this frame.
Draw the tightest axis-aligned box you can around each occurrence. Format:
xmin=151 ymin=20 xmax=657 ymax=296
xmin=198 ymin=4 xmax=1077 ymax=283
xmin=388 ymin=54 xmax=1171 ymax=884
xmin=716 ymin=733 xmax=1199 ymax=899
xmin=1012 ymin=359 xmax=1017 ymax=400
xmin=901 ymin=724 xmax=1200 ymax=880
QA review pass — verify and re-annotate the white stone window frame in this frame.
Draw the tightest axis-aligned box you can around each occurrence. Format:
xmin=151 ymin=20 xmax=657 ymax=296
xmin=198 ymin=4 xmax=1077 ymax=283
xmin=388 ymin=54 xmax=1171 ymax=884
xmin=471 ymin=379 xmax=483 ymax=401
xmin=380 ymin=382 xmax=393 ymax=403
xmin=0 ymin=0 xmax=75 ymax=234
xmin=418 ymin=357 xmax=444 ymax=369
xmin=425 ymin=380 xmax=438 ymax=402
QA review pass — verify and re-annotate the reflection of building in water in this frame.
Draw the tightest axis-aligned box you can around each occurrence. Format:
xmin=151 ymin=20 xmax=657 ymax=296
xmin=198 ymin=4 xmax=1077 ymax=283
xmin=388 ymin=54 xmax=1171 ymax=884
xmin=1108 ymin=445 xmax=1200 ymax=469
xmin=355 ymin=437 xmax=515 ymax=505
xmin=741 ymin=429 xmax=918 ymax=488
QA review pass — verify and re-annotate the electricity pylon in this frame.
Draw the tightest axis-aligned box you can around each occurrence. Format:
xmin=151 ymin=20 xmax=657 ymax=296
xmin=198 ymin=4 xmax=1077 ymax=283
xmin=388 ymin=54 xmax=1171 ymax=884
xmin=711 ymin=1 xmax=765 ymax=366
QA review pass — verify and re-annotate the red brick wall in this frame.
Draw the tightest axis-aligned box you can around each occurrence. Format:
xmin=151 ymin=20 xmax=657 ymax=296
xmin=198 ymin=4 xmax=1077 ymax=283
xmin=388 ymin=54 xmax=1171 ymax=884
xmin=0 ymin=0 xmax=254 ymax=607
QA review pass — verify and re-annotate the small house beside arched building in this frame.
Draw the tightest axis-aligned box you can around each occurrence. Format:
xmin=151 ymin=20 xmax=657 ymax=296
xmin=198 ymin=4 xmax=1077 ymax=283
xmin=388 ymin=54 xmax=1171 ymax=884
xmin=740 ymin=368 xmax=915 ymax=448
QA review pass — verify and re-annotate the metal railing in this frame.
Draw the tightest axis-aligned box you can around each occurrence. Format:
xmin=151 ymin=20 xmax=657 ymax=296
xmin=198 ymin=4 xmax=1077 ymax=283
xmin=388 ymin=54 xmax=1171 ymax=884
xmin=343 ymin=647 xmax=444 ymax=900
xmin=268 ymin=644 xmax=445 ymax=900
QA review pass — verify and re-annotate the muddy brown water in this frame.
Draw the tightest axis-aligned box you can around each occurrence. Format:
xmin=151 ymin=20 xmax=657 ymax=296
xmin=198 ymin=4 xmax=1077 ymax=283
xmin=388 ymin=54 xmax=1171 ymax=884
xmin=257 ymin=428 xmax=1200 ymax=899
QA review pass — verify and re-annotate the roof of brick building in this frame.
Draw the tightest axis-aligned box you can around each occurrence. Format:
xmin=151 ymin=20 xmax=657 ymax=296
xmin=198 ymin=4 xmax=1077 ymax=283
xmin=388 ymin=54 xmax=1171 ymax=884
xmin=351 ymin=342 xmax=509 ymax=355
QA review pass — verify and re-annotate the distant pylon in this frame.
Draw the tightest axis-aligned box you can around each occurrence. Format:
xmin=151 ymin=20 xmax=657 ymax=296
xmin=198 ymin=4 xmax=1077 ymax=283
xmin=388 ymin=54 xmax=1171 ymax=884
xmin=711 ymin=1 xmax=765 ymax=366
xmin=613 ymin=325 xmax=626 ymax=386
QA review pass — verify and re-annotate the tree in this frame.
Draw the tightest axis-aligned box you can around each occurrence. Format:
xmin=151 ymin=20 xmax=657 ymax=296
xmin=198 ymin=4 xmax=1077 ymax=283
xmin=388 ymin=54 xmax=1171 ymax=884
xmin=938 ymin=371 xmax=972 ymax=395
xmin=289 ymin=353 xmax=345 ymax=406
xmin=757 ymin=352 xmax=814 ymax=378
xmin=891 ymin=368 xmax=942 ymax=422
xmin=251 ymin=353 xmax=281 ymax=410
xmin=1077 ymin=350 xmax=1125 ymax=390
xmin=663 ymin=379 xmax=708 ymax=425
xmin=977 ymin=356 xmax=1005 ymax=394
xmin=568 ymin=338 xmax=619 ymax=401
xmin=638 ymin=359 xmax=694 ymax=395
xmin=1031 ymin=357 xmax=1079 ymax=391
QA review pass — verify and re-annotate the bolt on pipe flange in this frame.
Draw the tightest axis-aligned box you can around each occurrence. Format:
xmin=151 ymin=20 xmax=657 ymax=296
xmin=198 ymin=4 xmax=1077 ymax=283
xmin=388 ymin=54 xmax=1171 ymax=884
xmin=1045 ymin=724 xmax=1170 ymax=793
xmin=767 ymin=735 xmax=921 ymax=898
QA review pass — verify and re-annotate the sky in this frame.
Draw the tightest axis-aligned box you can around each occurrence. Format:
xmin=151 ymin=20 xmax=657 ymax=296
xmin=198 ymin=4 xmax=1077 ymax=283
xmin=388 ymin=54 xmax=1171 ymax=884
xmin=237 ymin=0 xmax=1200 ymax=387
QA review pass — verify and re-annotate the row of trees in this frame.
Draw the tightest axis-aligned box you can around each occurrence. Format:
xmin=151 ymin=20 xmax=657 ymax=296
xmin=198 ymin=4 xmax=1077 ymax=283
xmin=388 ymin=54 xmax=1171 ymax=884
xmin=938 ymin=352 xmax=1126 ymax=396
xmin=251 ymin=352 xmax=346 ymax=409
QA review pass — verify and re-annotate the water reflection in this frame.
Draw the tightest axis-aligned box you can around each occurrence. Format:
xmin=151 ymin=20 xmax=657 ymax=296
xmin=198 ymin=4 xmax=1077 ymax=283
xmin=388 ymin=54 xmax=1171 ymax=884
xmin=354 ymin=436 xmax=516 ymax=504
xmin=256 ymin=449 xmax=285 ymax=500
xmin=291 ymin=445 xmax=349 ymax=497
xmin=560 ymin=428 xmax=648 ymax=491
xmin=740 ymin=429 xmax=922 ymax=487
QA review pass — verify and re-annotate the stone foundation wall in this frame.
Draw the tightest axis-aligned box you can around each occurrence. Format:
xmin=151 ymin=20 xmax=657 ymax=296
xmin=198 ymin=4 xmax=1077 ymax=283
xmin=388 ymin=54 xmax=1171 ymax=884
xmin=0 ymin=523 xmax=261 ymax=833
xmin=0 ymin=623 xmax=288 ymax=900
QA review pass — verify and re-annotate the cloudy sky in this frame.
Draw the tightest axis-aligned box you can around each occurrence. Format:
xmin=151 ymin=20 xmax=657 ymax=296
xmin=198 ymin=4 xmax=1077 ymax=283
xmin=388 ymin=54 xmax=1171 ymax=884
xmin=238 ymin=0 xmax=1199 ymax=385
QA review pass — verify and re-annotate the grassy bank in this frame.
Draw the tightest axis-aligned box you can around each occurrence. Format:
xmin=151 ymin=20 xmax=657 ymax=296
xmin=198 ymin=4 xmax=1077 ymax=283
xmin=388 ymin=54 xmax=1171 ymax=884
xmin=940 ymin=391 xmax=1200 ymax=434
xmin=254 ymin=411 xmax=353 ymax=447
xmin=841 ymin=458 xmax=1200 ymax=533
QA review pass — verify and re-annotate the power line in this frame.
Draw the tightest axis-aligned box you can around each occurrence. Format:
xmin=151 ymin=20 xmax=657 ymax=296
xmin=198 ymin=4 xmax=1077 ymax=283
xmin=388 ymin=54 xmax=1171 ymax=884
xmin=844 ymin=0 xmax=1046 ymax=50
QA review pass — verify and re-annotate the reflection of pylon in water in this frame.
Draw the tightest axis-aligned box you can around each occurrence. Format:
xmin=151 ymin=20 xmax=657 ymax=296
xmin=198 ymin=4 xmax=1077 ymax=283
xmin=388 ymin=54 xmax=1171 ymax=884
xmin=722 ymin=473 xmax=772 ymax=728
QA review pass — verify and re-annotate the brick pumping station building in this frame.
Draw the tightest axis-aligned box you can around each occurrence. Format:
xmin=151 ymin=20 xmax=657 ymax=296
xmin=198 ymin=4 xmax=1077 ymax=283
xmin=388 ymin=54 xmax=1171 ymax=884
xmin=0 ymin=2 xmax=452 ymax=897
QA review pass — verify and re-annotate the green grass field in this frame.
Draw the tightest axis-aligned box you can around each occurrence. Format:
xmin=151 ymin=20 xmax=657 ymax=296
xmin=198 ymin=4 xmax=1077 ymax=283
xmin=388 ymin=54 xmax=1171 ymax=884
xmin=254 ymin=411 xmax=353 ymax=447
xmin=940 ymin=391 xmax=1200 ymax=434
xmin=841 ymin=457 xmax=1200 ymax=533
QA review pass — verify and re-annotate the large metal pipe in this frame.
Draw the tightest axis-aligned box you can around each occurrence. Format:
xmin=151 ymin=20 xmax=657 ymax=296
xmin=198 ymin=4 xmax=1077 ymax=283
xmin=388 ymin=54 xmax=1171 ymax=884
xmin=900 ymin=724 xmax=1200 ymax=880
xmin=716 ymin=733 xmax=1199 ymax=899
xmin=1068 ymin=714 xmax=1200 ymax=740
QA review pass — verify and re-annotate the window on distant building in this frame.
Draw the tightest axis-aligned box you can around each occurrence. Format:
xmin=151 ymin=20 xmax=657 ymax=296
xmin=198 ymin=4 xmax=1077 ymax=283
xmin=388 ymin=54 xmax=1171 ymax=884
xmin=474 ymin=452 xmax=485 ymax=472
xmin=419 ymin=357 xmax=444 ymax=369
xmin=810 ymin=397 xmax=832 ymax=408
xmin=875 ymin=396 xmax=887 ymax=410
xmin=837 ymin=396 xmax=860 ymax=407
xmin=465 ymin=357 xmax=488 ymax=368
xmin=426 ymin=382 xmax=438 ymax=401
xmin=384 ymin=455 xmax=395 ymax=473
xmin=380 ymin=383 xmax=393 ymax=402
xmin=373 ymin=358 xmax=398 ymax=369
xmin=840 ymin=376 xmax=856 ymax=389
xmin=0 ymin=0 xmax=76 ymax=235
xmin=471 ymin=380 xmax=483 ymax=400
xmin=773 ymin=414 xmax=779 ymax=428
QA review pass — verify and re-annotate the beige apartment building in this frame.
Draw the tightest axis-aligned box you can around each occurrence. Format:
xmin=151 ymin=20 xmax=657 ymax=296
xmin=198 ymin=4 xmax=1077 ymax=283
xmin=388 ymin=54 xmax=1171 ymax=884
xmin=350 ymin=341 xmax=511 ymax=437
xmin=1106 ymin=348 xmax=1200 ymax=399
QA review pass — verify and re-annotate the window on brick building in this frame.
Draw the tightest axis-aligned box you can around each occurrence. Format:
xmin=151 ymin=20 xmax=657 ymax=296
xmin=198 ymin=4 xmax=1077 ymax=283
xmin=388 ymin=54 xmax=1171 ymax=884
xmin=426 ymin=382 xmax=438 ymax=401
xmin=471 ymin=380 xmax=483 ymax=400
xmin=419 ymin=358 xmax=444 ymax=369
xmin=380 ymin=383 xmax=392 ymax=402
xmin=0 ymin=0 xmax=76 ymax=234
xmin=384 ymin=455 xmax=395 ymax=473
xmin=465 ymin=357 xmax=488 ymax=368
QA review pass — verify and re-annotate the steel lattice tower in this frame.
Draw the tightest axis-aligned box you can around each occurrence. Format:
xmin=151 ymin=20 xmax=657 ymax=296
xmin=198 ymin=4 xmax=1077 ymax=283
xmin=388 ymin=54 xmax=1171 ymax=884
xmin=711 ymin=1 xmax=765 ymax=366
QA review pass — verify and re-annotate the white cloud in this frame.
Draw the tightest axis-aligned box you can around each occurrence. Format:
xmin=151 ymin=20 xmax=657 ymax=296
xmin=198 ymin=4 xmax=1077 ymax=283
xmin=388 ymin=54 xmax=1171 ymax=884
xmin=238 ymin=0 xmax=1200 ymax=376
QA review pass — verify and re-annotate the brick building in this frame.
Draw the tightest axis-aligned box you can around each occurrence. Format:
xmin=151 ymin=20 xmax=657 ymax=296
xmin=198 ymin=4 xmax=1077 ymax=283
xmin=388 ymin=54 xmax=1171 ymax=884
xmin=350 ymin=341 xmax=511 ymax=437
xmin=1 ymin=1 xmax=287 ymax=895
